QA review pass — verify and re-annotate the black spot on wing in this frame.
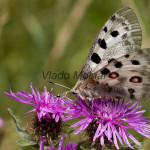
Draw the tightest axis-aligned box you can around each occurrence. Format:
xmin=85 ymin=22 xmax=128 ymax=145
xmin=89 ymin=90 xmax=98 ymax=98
xmin=122 ymin=33 xmax=127 ymax=39
xmin=103 ymin=27 xmax=107 ymax=32
xmin=122 ymin=22 xmax=127 ymax=26
xmin=101 ymin=68 xmax=110 ymax=75
xmin=97 ymin=39 xmax=107 ymax=49
xmin=114 ymin=61 xmax=123 ymax=68
xmin=125 ymin=54 xmax=130 ymax=58
xmin=91 ymin=53 xmax=101 ymax=64
xmin=131 ymin=60 xmax=140 ymax=65
xmin=111 ymin=31 xmax=119 ymax=37
xmin=124 ymin=27 xmax=129 ymax=31
xmin=108 ymin=58 xmax=115 ymax=63
xmin=110 ymin=15 xmax=116 ymax=21
xmin=97 ymin=38 xmax=101 ymax=46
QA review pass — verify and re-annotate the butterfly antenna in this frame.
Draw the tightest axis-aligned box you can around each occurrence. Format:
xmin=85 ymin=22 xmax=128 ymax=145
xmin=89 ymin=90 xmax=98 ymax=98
xmin=56 ymin=90 xmax=70 ymax=97
xmin=62 ymin=90 xmax=70 ymax=96
xmin=48 ymin=81 xmax=71 ymax=90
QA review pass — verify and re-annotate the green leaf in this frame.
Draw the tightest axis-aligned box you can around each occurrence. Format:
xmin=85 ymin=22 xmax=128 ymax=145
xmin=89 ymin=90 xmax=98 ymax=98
xmin=16 ymin=139 xmax=38 ymax=146
xmin=120 ymin=142 xmax=142 ymax=150
xmin=76 ymin=140 xmax=97 ymax=150
xmin=8 ymin=108 xmax=38 ymax=146
xmin=8 ymin=108 xmax=29 ymax=139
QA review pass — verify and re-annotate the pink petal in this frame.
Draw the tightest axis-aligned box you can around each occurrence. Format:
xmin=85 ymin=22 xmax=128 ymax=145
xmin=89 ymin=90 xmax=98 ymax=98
xmin=93 ymin=123 xmax=101 ymax=141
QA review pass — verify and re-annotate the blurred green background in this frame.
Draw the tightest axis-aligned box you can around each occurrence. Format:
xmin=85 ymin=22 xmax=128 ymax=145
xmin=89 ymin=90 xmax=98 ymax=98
xmin=1 ymin=0 xmax=150 ymax=149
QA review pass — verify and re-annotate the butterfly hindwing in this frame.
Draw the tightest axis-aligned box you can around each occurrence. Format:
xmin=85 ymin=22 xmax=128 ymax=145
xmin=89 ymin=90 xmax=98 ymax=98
xmin=91 ymin=49 xmax=150 ymax=101
xmin=80 ymin=7 xmax=142 ymax=78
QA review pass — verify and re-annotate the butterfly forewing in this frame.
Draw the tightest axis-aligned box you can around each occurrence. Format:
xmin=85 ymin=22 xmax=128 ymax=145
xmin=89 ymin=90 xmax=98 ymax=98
xmin=80 ymin=7 xmax=142 ymax=78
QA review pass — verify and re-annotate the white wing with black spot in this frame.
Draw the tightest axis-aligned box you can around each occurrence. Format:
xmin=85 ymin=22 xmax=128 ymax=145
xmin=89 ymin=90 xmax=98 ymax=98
xmin=80 ymin=7 xmax=142 ymax=78
xmin=93 ymin=49 xmax=150 ymax=101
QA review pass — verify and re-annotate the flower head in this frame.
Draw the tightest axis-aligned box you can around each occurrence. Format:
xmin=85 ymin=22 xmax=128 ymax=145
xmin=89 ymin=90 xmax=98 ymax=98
xmin=70 ymin=98 xmax=150 ymax=149
xmin=4 ymin=84 xmax=70 ymax=122
xmin=40 ymin=135 xmax=78 ymax=150
xmin=4 ymin=84 xmax=76 ymax=142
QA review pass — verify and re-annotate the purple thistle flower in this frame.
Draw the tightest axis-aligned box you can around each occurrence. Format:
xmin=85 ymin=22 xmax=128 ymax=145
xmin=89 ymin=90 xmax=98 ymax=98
xmin=0 ymin=118 xmax=4 ymax=128
xmin=4 ymin=84 xmax=70 ymax=122
xmin=70 ymin=98 xmax=150 ymax=149
xmin=40 ymin=135 xmax=78 ymax=150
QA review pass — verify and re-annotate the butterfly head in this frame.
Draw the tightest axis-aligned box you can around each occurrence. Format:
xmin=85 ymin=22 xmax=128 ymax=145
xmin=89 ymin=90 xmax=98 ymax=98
xmin=70 ymin=88 xmax=85 ymax=100
xmin=70 ymin=80 xmax=85 ymax=98
xmin=70 ymin=89 xmax=78 ymax=96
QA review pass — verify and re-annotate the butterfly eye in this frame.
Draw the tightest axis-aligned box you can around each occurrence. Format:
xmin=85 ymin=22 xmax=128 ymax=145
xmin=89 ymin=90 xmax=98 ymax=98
xmin=56 ymin=94 xmax=60 ymax=97
xmin=70 ymin=90 xmax=77 ymax=95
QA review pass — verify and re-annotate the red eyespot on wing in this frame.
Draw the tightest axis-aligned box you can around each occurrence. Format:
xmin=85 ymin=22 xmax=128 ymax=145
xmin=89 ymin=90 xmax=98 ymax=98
xmin=89 ymin=79 xmax=99 ymax=85
xmin=130 ymin=76 xmax=142 ymax=83
xmin=128 ymin=88 xmax=135 ymax=93
xmin=109 ymin=72 xmax=119 ymax=79
xmin=105 ymin=87 xmax=112 ymax=93
xmin=89 ymin=79 xmax=95 ymax=84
